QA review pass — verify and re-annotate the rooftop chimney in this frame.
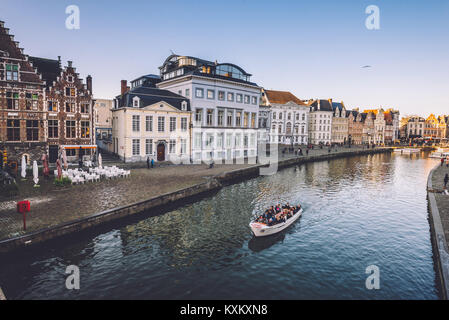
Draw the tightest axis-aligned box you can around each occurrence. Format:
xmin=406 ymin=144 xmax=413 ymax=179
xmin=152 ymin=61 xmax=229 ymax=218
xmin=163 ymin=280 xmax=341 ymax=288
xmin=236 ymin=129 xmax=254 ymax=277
xmin=68 ymin=60 xmax=73 ymax=68
xmin=121 ymin=80 xmax=128 ymax=95
xmin=86 ymin=75 xmax=92 ymax=94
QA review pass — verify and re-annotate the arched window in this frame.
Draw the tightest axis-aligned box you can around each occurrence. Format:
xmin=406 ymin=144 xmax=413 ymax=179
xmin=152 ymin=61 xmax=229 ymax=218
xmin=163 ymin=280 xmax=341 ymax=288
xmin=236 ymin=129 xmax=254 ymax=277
xmin=286 ymin=123 xmax=292 ymax=135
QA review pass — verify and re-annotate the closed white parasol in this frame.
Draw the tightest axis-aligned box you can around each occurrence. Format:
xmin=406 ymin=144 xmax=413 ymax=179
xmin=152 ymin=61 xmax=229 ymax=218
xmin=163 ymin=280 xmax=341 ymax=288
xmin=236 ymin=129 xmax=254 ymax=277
xmin=33 ymin=160 xmax=39 ymax=186
xmin=21 ymin=155 xmax=26 ymax=179
xmin=98 ymin=153 xmax=102 ymax=169
xmin=62 ymin=148 xmax=68 ymax=170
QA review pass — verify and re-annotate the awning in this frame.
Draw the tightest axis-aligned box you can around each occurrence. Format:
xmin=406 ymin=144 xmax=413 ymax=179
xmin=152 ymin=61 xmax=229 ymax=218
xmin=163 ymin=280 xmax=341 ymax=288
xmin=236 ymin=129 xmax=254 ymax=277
xmin=62 ymin=145 xmax=97 ymax=150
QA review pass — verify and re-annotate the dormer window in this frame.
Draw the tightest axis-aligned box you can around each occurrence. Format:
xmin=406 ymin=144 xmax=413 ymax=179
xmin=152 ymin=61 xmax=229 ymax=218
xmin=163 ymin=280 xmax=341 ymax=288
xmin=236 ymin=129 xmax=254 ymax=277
xmin=133 ymin=96 xmax=140 ymax=107
xmin=181 ymin=101 xmax=187 ymax=111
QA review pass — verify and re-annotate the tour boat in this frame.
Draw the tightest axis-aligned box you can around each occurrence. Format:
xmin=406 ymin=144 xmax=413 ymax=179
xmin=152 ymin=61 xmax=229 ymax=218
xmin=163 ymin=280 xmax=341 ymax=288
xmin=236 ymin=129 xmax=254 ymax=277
xmin=430 ymin=148 xmax=449 ymax=159
xmin=249 ymin=207 xmax=303 ymax=237
xmin=394 ymin=148 xmax=420 ymax=154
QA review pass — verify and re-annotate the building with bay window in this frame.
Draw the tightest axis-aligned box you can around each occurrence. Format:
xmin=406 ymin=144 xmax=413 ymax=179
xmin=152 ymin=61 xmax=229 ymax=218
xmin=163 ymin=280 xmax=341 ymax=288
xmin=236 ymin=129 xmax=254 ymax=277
xmin=157 ymin=55 xmax=261 ymax=161
xmin=112 ymin=77 xmax=191 ymax=163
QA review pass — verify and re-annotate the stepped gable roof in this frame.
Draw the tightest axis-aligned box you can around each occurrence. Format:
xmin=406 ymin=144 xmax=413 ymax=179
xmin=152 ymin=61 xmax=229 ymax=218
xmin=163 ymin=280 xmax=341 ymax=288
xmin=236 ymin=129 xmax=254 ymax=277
xmin=384 ymin=112 xmax=393 ymax=125
xmin=0 ymin=20 xmax=43 ymax=85
xmin=264 ymin=90 xmax=306 ymax=105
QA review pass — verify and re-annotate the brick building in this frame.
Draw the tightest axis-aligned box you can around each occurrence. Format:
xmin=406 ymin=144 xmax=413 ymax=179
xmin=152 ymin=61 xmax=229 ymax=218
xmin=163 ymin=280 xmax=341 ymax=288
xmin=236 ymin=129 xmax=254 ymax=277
xmin=0 ymin=20 xmax=94 ymax=168
xmin=29 ymin=57 xmax=94 ymax=162
xmin=347 ymin=110 xmax=363 ymax=145
xmin=0 ymin=20 xmax=46 ymax=168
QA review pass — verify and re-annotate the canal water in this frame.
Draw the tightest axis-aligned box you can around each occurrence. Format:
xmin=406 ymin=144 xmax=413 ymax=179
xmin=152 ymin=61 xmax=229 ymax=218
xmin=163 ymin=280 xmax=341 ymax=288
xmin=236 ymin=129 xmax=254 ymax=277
xmin=0 ymin=152 xmax=441 ymax=299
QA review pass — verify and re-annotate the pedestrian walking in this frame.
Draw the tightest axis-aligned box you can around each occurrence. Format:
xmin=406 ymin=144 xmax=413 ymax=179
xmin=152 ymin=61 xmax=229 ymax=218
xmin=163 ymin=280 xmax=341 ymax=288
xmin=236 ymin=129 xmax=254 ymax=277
xmin=147 ymin=156 xmax=150 ymax=169
xmin=444 ymin=173 xmax=449 ymax=189
xmin=151 ymin=158 xmax=154 ymax=168
xmin=441 ymin=158 xmax=444 ymax=167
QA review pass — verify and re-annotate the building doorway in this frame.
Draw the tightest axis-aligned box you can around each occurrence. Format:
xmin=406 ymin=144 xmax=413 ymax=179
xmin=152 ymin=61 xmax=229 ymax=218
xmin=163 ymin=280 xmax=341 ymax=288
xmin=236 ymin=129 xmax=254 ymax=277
xmin=49 ymin=145 xmax=59 ymax=163
xmin=157 ymin=143 xmax=165 ymax=162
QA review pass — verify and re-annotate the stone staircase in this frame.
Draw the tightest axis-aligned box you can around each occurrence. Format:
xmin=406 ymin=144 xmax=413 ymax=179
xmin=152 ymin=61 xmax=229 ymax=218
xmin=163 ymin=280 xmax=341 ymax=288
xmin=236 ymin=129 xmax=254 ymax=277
xmin=98 ymin=150 xmax=120 ymax=163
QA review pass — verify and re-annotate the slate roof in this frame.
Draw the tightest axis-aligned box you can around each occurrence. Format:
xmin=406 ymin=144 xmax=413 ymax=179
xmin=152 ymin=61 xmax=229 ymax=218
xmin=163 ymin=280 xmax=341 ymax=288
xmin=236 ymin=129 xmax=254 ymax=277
xmin=332 ymin=102 xmax=346 ymax=116
xmin=116 ymin=86 xmax=191 ymax=111
xmin=309 ymin=99 xmax=333 ymax=112
xmin=360 ymin=113 xmax=367 ymax=122
xmin=332 ymin=102 xmax=344 ymax=111
xmin=264 ymin=90 xmax=306 ymax=105
xmin=29 ymin=56 xmax=61 ymax=87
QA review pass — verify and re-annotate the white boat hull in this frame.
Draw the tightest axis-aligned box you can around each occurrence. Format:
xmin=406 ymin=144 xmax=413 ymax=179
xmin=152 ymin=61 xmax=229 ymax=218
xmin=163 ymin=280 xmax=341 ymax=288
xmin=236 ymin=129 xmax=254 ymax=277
xmin=394 ymin=148 xmax=420 ymax=153
xmin=249 ymin=208 xmax=303 ymax=237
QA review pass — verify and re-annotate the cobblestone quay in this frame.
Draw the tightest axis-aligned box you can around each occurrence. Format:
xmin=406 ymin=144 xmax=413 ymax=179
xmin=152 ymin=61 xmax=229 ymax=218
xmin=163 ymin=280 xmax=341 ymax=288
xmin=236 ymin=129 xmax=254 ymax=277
xmin=428 ymin=163 xmax=449 ymax=299
xmin=0 ymin=146 xmax=391 ymax=253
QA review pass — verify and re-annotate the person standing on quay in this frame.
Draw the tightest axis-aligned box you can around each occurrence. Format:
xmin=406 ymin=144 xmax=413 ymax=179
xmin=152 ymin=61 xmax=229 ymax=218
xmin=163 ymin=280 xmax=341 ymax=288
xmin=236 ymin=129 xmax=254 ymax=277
xmin=147 ymin=156 xmax=150 ymax=169
xmin=151 ymin=158 xmax=154 ymax=168
xmin=444 ymin=173 xmax=448 ymax=189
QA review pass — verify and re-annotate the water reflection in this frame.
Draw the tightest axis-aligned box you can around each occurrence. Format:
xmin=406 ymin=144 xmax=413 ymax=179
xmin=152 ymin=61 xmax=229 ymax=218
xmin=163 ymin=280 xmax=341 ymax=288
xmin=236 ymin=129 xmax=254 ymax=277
xmin=0 ymin=152 xmax=440 ymax=299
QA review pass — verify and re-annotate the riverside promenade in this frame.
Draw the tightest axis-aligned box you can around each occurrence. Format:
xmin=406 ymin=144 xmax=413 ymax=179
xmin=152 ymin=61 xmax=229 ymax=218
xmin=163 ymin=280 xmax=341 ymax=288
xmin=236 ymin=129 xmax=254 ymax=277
xmin=0 ymin=146 xmax=390 ymax=253
xmin=428 ymin=163 xmax=449 ymax=299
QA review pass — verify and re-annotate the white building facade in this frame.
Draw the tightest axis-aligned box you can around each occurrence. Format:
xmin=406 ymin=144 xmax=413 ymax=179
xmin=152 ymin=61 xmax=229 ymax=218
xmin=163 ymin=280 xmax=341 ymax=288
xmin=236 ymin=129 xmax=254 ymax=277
xmin=308 ymin=99 xmax=333 ymax=145
xmin=157 ymin=55 xmax=261 ymax=161
xmin=112 ymin=80 xmax=192 ymax=163
xmin=374 ymin=109 xmax=386 ymax=144
xmin=260 ymin=89 xmax=309 ymax=146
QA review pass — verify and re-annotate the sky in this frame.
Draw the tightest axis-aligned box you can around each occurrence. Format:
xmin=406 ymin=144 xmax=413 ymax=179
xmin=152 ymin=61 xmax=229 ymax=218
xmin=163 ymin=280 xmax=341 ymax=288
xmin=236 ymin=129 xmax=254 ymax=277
xmin=1 ymin=0 xmax=449 ymax=117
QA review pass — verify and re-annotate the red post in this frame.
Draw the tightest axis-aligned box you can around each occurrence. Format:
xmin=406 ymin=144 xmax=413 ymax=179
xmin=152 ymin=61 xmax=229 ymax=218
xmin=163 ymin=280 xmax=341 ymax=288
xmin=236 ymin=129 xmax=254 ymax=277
xmin=17 ymin=200 xmax=30 ymax=231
